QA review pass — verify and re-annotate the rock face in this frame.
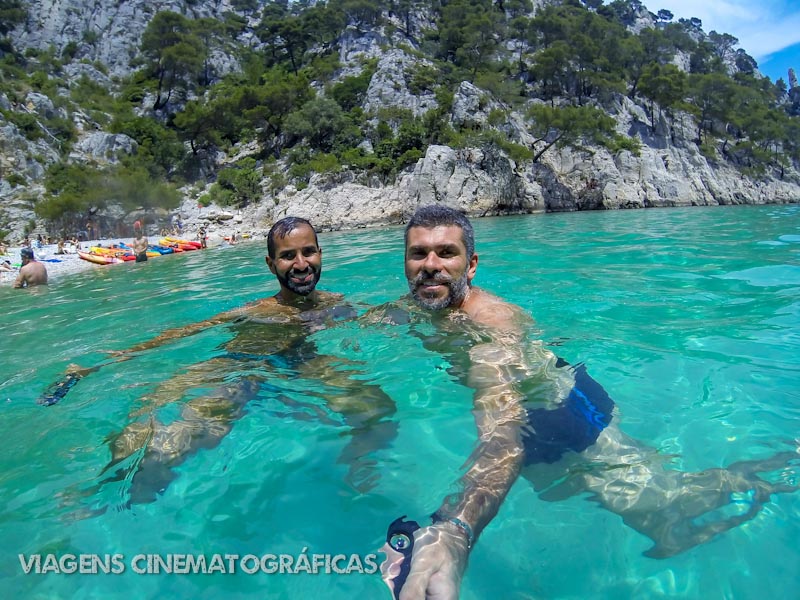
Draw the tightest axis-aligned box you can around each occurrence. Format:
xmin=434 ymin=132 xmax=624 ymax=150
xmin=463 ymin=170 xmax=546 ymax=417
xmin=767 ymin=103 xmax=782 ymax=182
xmin=70 ymin=133 xmax=137 ymax=163
xmin=403 ymin=145 xmax=540 ymax=215
xmin=450 ymin=82 xmax=497 ymax=130
xmin=10 ymin=0 xmax=237 ymax=77
xmin=2 ymin=1 xmax=800 ymax=243
xmin=363 ymin=49 xmax=439 ymax=117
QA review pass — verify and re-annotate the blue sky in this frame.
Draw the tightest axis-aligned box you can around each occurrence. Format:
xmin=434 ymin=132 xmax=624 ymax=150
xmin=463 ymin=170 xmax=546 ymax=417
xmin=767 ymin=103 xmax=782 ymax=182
xmin=646 ymin=0 xmax=800 ymax=84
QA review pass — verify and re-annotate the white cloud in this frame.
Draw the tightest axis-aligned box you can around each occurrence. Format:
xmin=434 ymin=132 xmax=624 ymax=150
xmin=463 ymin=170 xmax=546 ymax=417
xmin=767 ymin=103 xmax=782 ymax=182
xmin=648 ymin=0 xmax=800 ymax=59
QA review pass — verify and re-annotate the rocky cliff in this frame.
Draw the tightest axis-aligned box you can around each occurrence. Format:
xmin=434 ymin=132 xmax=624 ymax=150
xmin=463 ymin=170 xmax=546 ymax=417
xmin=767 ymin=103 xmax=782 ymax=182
xmin=1 ymin=0 xmax=799 ymax=242
xmin=11 ymin=0 xmax=240 ymax=77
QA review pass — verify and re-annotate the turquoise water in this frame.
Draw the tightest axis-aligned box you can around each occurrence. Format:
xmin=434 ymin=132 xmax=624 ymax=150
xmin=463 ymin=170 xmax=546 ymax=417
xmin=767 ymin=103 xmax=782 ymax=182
xmin=1 ymin=204 xmax=799 ymax=598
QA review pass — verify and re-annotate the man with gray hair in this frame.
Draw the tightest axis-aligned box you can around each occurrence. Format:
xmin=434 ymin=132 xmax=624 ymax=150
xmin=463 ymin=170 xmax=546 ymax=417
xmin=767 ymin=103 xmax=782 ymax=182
xmin=380 ymin=205 xmax=798 ymax=600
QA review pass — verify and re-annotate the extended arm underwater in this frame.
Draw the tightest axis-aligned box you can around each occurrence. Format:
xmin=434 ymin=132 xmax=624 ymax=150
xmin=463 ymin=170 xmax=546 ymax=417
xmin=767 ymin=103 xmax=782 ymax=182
xmin=37 ymin=358 xmax=129 ymax=406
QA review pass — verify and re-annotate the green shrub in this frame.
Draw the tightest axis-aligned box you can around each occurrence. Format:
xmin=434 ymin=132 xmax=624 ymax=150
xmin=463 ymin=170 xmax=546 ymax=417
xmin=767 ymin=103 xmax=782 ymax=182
xmin=205 ymin=183 xmax=236 ymax=206
xmin=494 ymin=137 xmax=533 ymax=164
xmin=603 ymin=135 xmax=641 ymax=156
xmin=329 ymin=61 xmax=376 ymax=111
xmin=70 ymin=75 xmax=116 ymax=114
xmin=28 ymin=70 xmax=61 ymax=97
xmin=61 ymin=41 xmax=79 ymax=62
xmin=82 ymin=30 xmax=99 ymax=45
xmin=215 ymin=157 xmax=262 ymax=207
xmin=434 ymin=86 xmax=454 ymax=112
xmin=45 ymin=115 xmax=77 ymax=146
xmin=304 ymin=53 xmax=340 ymax=81
xmin=407 ymin=65 xmax=438 ymax=95
xmin=340 ymin=147 xmax=379 ymax=170
xmin=5 ymin=172 xmax=26 ymax=187
xmin=111 ymin=115 xmax=187 ymax=179
xmin=309 ymin=152 xmax=341 ymax=173
xmin=487 ymin=109 xmax=507 ymax=127
xmin=266 ymin=171 xmax=288 ymax=197
xmin=397 ymin=148 xmax=423 ymax=169
xmin=288 ymin=152 xmax=341 ymax=183
xmin=3 ymin=110 xmax=42 ymax=140
xmin=0 ymin=53 xmax=26 ymax=81
xmin=699 ymin=141 xmax=717 ymax=160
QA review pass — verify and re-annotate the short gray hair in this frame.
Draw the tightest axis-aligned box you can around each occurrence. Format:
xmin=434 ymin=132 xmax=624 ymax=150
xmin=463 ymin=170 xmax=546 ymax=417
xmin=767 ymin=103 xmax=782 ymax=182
xmin=404 ymin=205 xmax=475 ymax=258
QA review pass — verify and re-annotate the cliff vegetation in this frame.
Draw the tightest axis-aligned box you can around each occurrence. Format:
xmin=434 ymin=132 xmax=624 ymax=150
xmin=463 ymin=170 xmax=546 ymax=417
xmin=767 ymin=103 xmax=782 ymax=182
xmin=1 ymin=0 xmax=800 ymax=240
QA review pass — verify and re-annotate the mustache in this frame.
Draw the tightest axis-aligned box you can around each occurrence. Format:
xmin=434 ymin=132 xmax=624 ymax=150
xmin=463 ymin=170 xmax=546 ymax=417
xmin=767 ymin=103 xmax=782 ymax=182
xmin=410 ymin=272 xmax=453 ymax=286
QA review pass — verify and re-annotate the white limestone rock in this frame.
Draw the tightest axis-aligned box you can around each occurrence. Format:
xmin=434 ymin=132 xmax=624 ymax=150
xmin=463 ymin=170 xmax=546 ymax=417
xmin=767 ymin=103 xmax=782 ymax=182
xmin=70 ymin=132 xmax=137 ymax=163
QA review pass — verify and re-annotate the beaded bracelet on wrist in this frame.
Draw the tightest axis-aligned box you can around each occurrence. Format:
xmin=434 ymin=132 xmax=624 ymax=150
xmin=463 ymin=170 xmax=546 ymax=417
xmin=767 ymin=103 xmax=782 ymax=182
xmin=431 ymin=512 xmax=474 ymax=548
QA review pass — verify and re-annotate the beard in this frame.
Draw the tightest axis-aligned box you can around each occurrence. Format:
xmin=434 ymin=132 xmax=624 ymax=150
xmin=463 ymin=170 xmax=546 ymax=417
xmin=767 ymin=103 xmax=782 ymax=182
xmin=277 ymin=265 xmax=321 ymax=296
xmin=408 ymin=270 xmax=469 ymax=310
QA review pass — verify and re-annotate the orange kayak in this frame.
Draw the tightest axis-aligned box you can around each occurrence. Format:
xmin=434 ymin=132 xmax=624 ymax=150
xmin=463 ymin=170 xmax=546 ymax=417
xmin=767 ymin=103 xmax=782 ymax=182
xmin=78 ymin=251 xmax=124 ymax=265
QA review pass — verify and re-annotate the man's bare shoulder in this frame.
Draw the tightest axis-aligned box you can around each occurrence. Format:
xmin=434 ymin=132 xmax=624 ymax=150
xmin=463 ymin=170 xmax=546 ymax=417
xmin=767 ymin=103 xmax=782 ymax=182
xmin=463 ymin=288 xmax=531 ymax=331
xmin=315 ymin=291 xmax=344 ymax=303
xmin=17 ymin=262 xmax=48 ymax=286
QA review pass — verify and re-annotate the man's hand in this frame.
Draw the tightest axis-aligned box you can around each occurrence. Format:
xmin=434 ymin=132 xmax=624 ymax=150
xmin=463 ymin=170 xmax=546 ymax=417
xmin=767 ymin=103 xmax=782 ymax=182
xmin=65 ymin=363 xmax=94 ymax=378
xmin=381 ymin=523 xmax=470 ymax=600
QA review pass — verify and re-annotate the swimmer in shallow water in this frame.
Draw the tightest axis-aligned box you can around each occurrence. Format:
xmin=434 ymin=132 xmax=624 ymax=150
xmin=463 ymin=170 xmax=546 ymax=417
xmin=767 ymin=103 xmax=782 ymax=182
xmin=376 ymin=205 xmax=798 ymax=599
xmin=61 ymin=217 xmax=396 ymax=506
xmin=13 ymin=247 xmax=48 ymax=288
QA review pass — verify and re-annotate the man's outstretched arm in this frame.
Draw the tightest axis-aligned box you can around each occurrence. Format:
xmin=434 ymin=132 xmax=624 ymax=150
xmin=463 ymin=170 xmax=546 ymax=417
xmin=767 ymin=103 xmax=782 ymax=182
xmin=116 ymin=308 xmax=244 ymax=355
xmin=41 ymin=305 xmax=255 ymax=406
xmin=386 ymin=305 xmax=530 ymax=599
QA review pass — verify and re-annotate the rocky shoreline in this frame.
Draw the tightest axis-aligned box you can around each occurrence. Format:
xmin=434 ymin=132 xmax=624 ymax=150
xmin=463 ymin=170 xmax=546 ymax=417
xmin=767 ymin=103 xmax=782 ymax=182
xmin=6 ymin=188 xmax=800 ymax=288
xmin=3 ymin=2 xmax=800 ymax=250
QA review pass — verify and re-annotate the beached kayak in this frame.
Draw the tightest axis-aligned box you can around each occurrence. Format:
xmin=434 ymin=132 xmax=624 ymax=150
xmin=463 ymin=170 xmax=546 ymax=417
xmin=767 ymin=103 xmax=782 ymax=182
xmin=89 ymin=246 xmax=136 ymax=260
xmin=78 ymin=251 xmax=124 ymax=265
xmin=147 ymin=245 xmax=174 ymax=255
xmin=116 ymin=242 xmax=161 ymax=258
xmin=161 ymin=237 xmax=202 ymax=250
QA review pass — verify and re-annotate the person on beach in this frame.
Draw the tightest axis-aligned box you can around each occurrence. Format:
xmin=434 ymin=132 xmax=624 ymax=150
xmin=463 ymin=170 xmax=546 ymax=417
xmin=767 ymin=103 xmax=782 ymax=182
xmin=131 ymin=226 xmax=148 ymax=263
xmin=198 ymin=226 xmax=208 ymax=249
xmin=61 ymin=217 xmax=395 ymax=504
xmin=377 ymin=205 xmax=799 ymax=599
xmin=171 ymin=214 xmax=182 ymax=235
xmin=13 ymin=247 xmax=48 ymax=288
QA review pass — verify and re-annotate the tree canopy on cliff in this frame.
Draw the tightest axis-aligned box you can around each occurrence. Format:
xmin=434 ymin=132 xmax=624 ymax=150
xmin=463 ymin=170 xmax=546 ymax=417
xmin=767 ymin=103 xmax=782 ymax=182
xmin=2 ymin=0 xmax=799 ymax=227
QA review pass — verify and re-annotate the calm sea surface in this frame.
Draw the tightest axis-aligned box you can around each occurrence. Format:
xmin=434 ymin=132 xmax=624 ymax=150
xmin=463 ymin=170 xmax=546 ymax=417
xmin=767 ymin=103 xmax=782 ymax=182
xmin=1 ymin=204 xmax=798 ymax=598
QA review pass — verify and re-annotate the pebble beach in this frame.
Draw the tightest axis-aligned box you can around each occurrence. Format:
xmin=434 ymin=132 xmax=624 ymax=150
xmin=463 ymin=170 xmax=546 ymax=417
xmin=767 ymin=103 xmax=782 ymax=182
xmin=0 ymin=228 xmax=250 ymax=287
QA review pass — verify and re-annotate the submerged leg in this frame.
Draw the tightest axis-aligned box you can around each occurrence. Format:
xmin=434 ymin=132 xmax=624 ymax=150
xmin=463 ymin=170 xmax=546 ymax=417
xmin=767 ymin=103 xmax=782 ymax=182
xmin=108 ymin=368 xmax=397 ymax=500
xmin=104 ymin=348 xmax=399 ymax=502
xmin=614 ymin=451 xmax=798 ymax=558
xmin=330 ymin=392 xmax=398 ymax=493
xmin=524 ymin=417 xmax=799 ymax=558
xmin=104 ymin=377 xmax=260 ymax=504
xmin=299 ymin=356 xmax=398 ymax=493
xmin=578 ymin=434 xmax=799 ymax=558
